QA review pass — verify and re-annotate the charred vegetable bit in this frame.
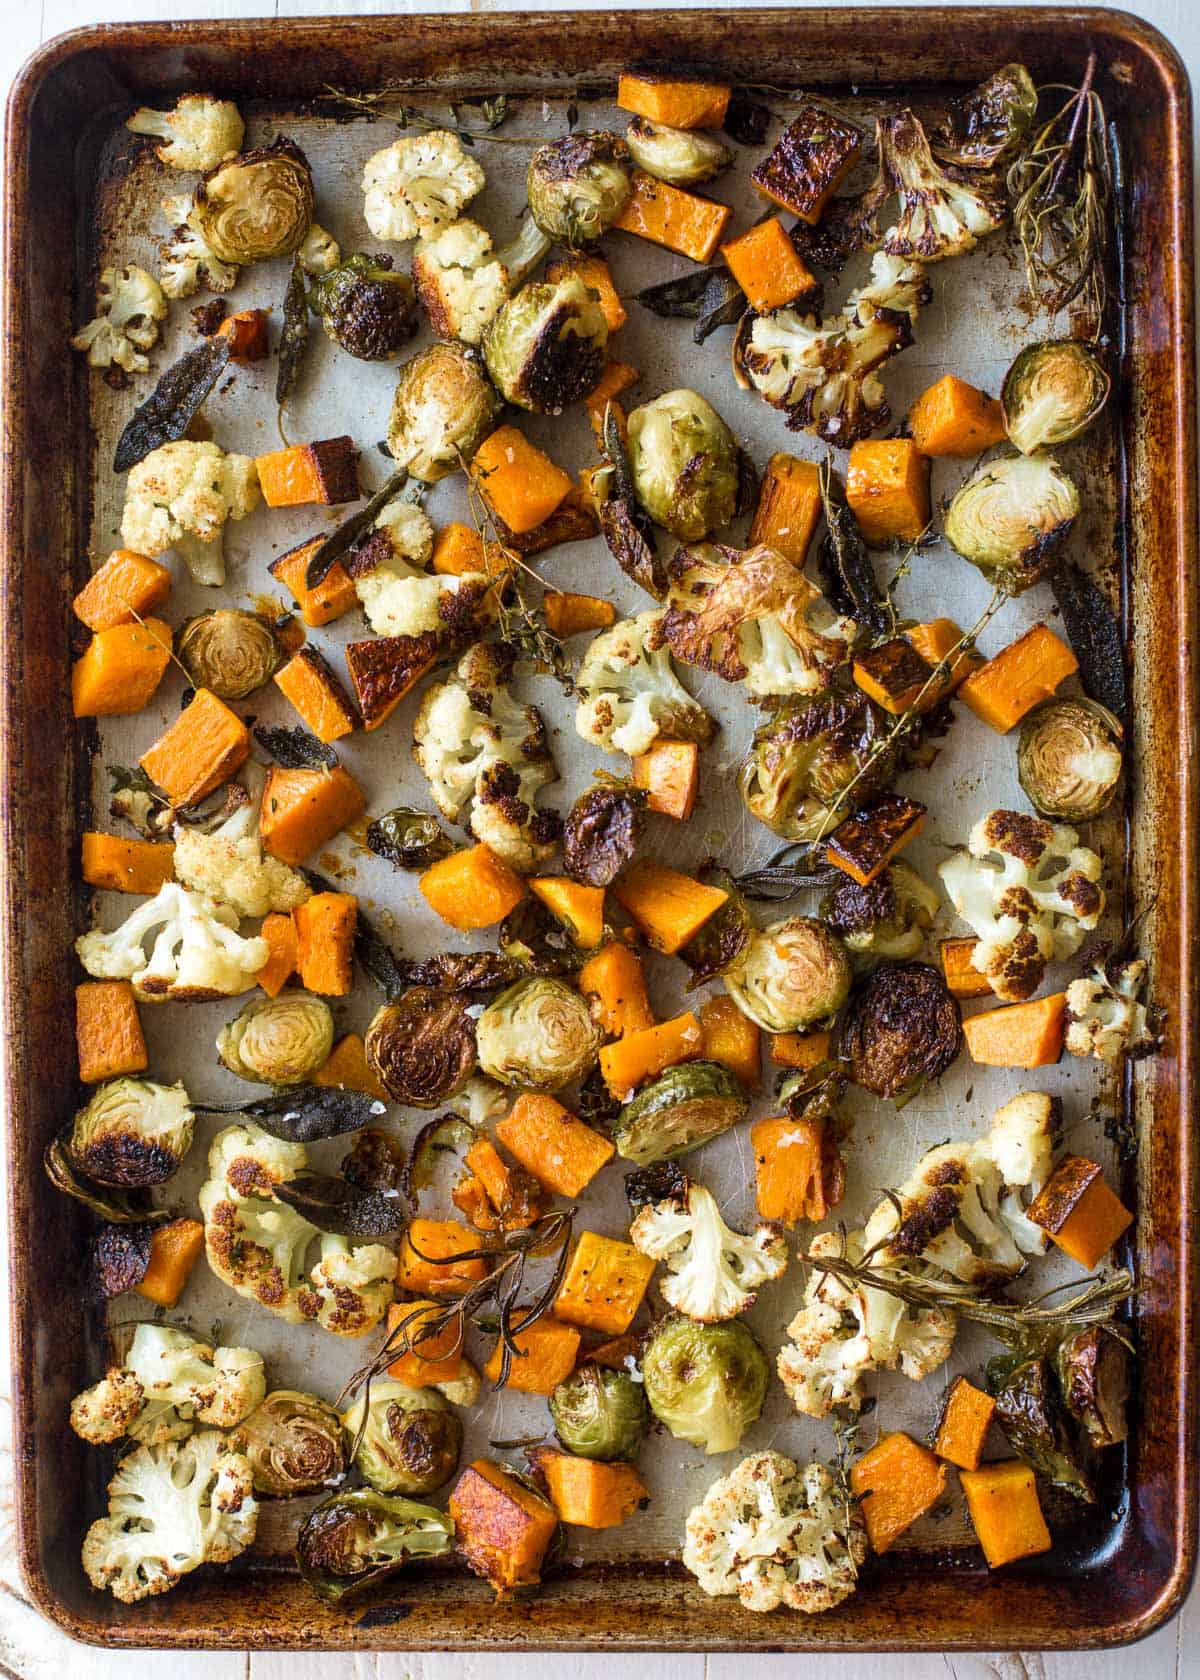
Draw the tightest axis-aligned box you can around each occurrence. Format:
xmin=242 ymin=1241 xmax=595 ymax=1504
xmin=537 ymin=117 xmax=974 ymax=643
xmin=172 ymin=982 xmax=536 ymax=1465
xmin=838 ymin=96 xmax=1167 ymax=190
xmin=402 ymin=1114 xmax=476 ymax=1212
xmin=562 ymin=780 xmax=647 ymax=888
xmin=303 ymin=468 xmax=410 ymax=590
xmin=1048 ymin=560 xmax=1128 ymax=722
xmin=365 ymin=989 xmax=476 ymax=1108
xmin=934 ymin=63 xmax=1038 ymax=170
xmin=277 ymin=257 xmax=311 ymax=413
xmin=192 ymin=1084 xmax=383 ymax=1143
xmin=366 ymin=808 xmax=455 ymax=871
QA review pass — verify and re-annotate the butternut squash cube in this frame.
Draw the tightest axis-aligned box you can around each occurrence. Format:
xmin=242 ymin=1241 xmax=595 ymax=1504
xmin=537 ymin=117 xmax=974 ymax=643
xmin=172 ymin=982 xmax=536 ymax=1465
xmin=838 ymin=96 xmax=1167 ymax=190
xmin=613 ymin=860 xmax=728 ymax=954
xmin=699 ymin=995 xmax=761 ymax=1089
xmin=850 ymin=1431 xmax=948 ymax=1554
xmin=751 ymin=105 xmax=863 ymax=223
xmin=420 ymin=844 xmax=526 ymax=931
xmin=529 ymin=877 xmax=606 ymax=949
xmin=932 ymin=1376 xmax=996 ymax=1471
xmin=846 ymin=438 xmax=931 ymax=545
xmin=579 ymin=942 xmax=655 ymax=1038
xmin=274 ymin=646 xmax=358 ymax=744
xmin=139 ymin=688 xmax=250 ymax=806
xmin=959 ymin=623 xmax=1079 ymax=733
xmin=529 ymin=1448 xmax=648 ymax=1529
xmin=770 ymin=1028 xmax=831 ymax=1070
xmin=260 ymin=764 xmax=365 ymax=866
xmin=599 ymin=1011 xmax=703 ymax=1100
xmin=269 ymin=536 xmax=358 ymax=626
xmin=554 ymin=1230 xmax=656 ymax=1335
xmin=905 ymin=618 xmax=984 ymax=693
xmin=614 ymin=172 xmax=731 ymax=263
xmin=616 ymin=72 xmax=730 ymax=130
xmin=450 ymin=1458 xmax=558 ymax=1594
xmin=314 ymin=1032 xmax=390 ymax=1103
xmin=585 ymin=361 xmax=639 ymax=444
xmin=75 ymin=980 xmax=147 ymax=1084
xmin=254 ymin=912 xmax=298 ymax=999
xmin=543 ymin=591 xmax=616 ymax=639
xmin=962 ymin=993 xmax=1067 ymax=1069
xmin=255 ymin=436 xmax=359 ymax=507
xmin=293 ymin=891 xmax=356 ymax=996
xmin=825 ymin=793 xmax=926 ymax=886
xmin=396 ymin=1218 xmax=489 ymax=1296
xmin=81 ymin=833 xmax=174 ymax=896
xmin=386 ymin=1298 xmax=465 ymax=1387
xmin=961 ymin=1460 xmax=1052 ymax=1568
xmin=72 ymin=618 xmax=172 ymax=718
xmin=908 ymin=374 xmax=1007 ymax=458
xmin=73 ymin=550 xmax=171 ymax=632
xmin=482 ymin=1315 xmax=581 ymax=1395
xmin=134 ymin=1217 xmax=205 ymax=1308
xmin=631 ymin=739 xmax=699 ymax=820
xmin=750 ymin=1114 xmax=843 ymax=1226
xmin=471 ymin=426 xmax=572 ymax=536
xmin=495 ymin=1092 xmax=614 ymax=1198
xmin=1026 ymin=1156 xmax=1133 ymax=1269
xmin=748 ymin=453 xmax=822 ymax=567
xmin=940 ymin=936 xmax=995 ymax=999
xmin=722 ymin=218 xmax=819 ymax=314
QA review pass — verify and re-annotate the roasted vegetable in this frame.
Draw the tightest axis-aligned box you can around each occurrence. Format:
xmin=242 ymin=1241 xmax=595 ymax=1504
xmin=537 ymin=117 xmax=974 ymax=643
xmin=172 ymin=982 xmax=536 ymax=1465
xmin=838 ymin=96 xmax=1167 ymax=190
xmin=237 ymin=1389 xmax=346 ymax=1497
xmin=476 ymin=978 xmax=602 ymax=1091
xmin=1026 ymin=1154 xmax=1133 ymax=1269
xmin=127 ymin=94 xmax=244 ymax=170
xmin=907 ymin=373 xmax=1007 ymax=458
xmin=1048 ymin=559 xmax=1128 ymax=722
xmin=879 ymin=109 xmax=1007 ymax=262
xmin=528 ymin=1446 xmax=647 ymax=1529
xmin=614 ymin=170 xmax=732 ymax=262
xmin=45 ymin=1133 xmax=168 ymax=1225
xmin=933 ymin=63 xmax=1038 ymax=170
xmin=821 ymin=861 xmax=939 ymax=964
xmin=67 ymin=1077 xmax=193 ymax=1189
xmin=216 ymin=994 xmax=334 ymax=1087
xmin=1056 ymin=1325 xmax=1129 ymax=1449
xmin=75 ymin=979 xmax=148 ymax=1084
xmin=850 ymin=1431 xmax=948 ymax=1555
xmin=751 ymin=1112 xmax=844 ymax=1226
xmin=960 ymin=1459 xmax=1052 ymax=1569
xmin=1065 ymin=949 xmax=1159 ymax=1063
xmin=414 ymin=216 xmax=551 ymax=345
xmin=527 ymin=130 xmax=633 ymax=248
xmin=549 ymin=1363 xmax=649 ymax=1461
xmin=629 ymin=1166 xmax=787 ymax=1321
xmin=120 ymin=439 xmax=259 ymax=587
xmin=1001 ymin=340 xmax=1110 ymax=455
xmin=944 ymin=454 xmax=1080 ymax=592
xmin=309 ymin=252 xmax=418 ymax=361
xmin=364 ymin=989 xmax=476 ymax=1108
xmin=617 ymin=72 xmax=731 ymax=130
xmin=367 ymin=807 xmax=454 ymax=871
xmin=740 ymin=689 xmax=895 ymax=844
xmin=387 ymin=342 xmax=501 ymax=482
xmin=498 ymin=894 xmax=586 ymax=977
xmin=932 ymin=1375 xmax=997 ymax=1471
xmin=641 ymin=1314 xmax=768 ymax=1454
xmin=175 ymin=609 xmax=280 ymax=700
xmin=562 ymin=781 xmax=647 ymax=888
xmin=341 ymin=1379 xmax=462 ymax=1496
xmin=751 ymin=103 xmax=863 ymax=224
xmin=72 ymin=265 xmax=167 ymax=375
xmin=296 ymin=1487 xmax=454 ymax=1603
xmin=191 ymin=136 xmax=314 ymax=265
xmin=450 ymin=1459 xmax=558 ymax=1594
xmin=613 ymin=1060 xmax=747 ymax=1166
xmin=1017 ymin=699 xmax=1122 ymax=820
xmin=419 ymin=844 xmax=527 ymax=932
xmin=845 ymin=437 xmax=930 ymax=546
xmin=826 ymin=792 xmax=927 ymax=887
xmin=723 ymin=916 xmax=852 ymax=1035
xmin=625 ymin=115 xmax=732 ymax=185
xmin=959 ymin=622 xmax=1079 ymax=734
xmin=987 ymin=1353 xmax=1094 ymax=1502
xmin=496 ymin=1092 xmax=614 ymax=1197
xmin=483 ymin=274 xmax=608 ymax=414
xmin=362 ymin=129 xmax=484 ymax=241
xmin=575 ymin=611 xmax=714 ymax=758
xmin=837 ymin=960 xmax=962 ymax=1102
xmin=627 ymin=389 xmax=740 ymax=542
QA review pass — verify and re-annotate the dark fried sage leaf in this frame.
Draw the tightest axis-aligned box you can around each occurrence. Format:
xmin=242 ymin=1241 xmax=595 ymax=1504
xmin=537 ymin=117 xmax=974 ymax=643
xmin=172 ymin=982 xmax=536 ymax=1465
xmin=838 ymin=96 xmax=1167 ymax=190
xmin=113 ymin=337 xmax=232 ymax=473
xmin=724 ymin=89 xmax=772 ymax=147
xmin=277 ymin=256 xmax=311 ymax=410
xmin=44 ymin=1137 xmax=169 ymax=1224
xmin=276 ymin=1173 xmax=406 ymax=1237
xmin=194 ymin=1086 xmax=384 ymax=1141
xmin=252 ymin=724 xmax=339 ymax=771
xmin=1049 ymin=559 xmax=1128 ymax=722
xmin=635 ymin=268 xmax=716 ymax=320
xmin=305 ymin=468 xmax=409 ymax=589
xmin=694 ymin=269 xmax=747 ymax=345
xmin=817 ymin=456 xmax=889 ymax=639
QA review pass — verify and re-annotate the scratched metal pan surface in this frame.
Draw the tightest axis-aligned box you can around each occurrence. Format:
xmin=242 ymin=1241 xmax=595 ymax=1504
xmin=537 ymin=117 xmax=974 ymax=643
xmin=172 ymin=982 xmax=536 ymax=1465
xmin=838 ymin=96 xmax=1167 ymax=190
xmin=1 ymin=7 xmax=1195 ymax=1654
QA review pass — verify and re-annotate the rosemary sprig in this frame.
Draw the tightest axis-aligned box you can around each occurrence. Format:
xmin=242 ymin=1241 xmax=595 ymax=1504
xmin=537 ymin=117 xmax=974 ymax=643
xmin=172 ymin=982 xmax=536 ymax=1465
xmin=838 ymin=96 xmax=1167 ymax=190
xmin=1007 ymin=53 xmax=1112 ymax=328
xmin=318 ymin=85 xmax=534 ymax=149
xmin=827 ymin=1404 xmax=869 ymax=1578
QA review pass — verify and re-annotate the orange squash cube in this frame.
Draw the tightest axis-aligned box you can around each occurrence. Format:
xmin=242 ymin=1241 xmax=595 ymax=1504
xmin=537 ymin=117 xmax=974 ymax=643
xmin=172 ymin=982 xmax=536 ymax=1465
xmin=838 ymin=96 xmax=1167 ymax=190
xmin=631 ymin=739 xmax=699 ymax=820
xmin=614 ymin=172 xmax=731 ymax=264
xmin=959 ymin=624 xmax=1079 ymax=733
xmin=75 ymin=980 xmax=147 ymax=1084
xmin=483 ymin=1315 xmax=581 ymax=1395
xmin=599 ymin=1011 xmax=703 ymax=1100
xmin=553 ymin=1231 xmax=656 ymax=1336
xmin=72 ymin=550 xmax=171 ymax=632
xmin=961 ymin=1460 xmax=1052 ymax=1568
xmin=962 ymin=993 xmax=1068 ymax=1069
xmin=850 ymin=1431 xmax=948 ymax=1554
xmin=748 ymin=453 xmax=822 ymax=567
xmin=616 ymin=73 xmax=730 ymax=130
xmin=396 ymin=1218 xmax=489 ymax=1296
xmin=71 ymin=618 xmax=172 ymax=717
xmin=419 ymin=844 xmax=526 ymax=931
xmin=908 ymin=374 xmax=1007 ymax=458
xmin=274 ymin=646 xmax=358 ymax=744
xmin=1026 ymin=1156 xmax=1133 ymax=1269
xmin=255 ymin=437 xmax=359 ymax=507
xmin=699 ymin=995 xmax=761 ymax=1089
xmin=314 ymin=1032 xmax=390 ymax=1103
xmin=932 ymin=1376 xmax=996 ymax=1471
xmin=450 ymin=1459 xmax=558 ymax=1594
xmin=612 ymin=861 xmax=729 ymax=955
xmin=471 ymin=426 xmax=573 ymax=536
xmin=81 ymin=833 xmax=175 ymax=896
xmin=269 ymin=536 xmax=358 ymax=627
xmin=259 ymin=764 xmax=365 ymax=866
xmin=846 ymin=438 xmax=931 ymax=545
xmin=139 ymin=688 xmax=250 ymax=806
xmin=722 ymin=218 xmax=819 ymax=314
xmin=495 ymin=1092 xmax=614 ymax=1199
xmin=386 ymin=1298 xmax=465 ymax=1387
xmin=529 ymin=1448 xmax=648 ymax=1529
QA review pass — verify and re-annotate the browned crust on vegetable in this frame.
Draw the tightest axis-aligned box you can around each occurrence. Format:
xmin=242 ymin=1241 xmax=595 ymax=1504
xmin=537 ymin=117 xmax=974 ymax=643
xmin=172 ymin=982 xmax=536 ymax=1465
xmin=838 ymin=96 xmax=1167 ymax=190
xmin=750 ymin=104 xmax=863 ymax=221
xmin=855 ymin=637 xmax=935 ymax=706
xmin=827 ymin=792 xmax=927 ymax=885
xmin=1026 ymin=1154 xmax=1103 ymax=1235
xmin=344 ymin=635 xmax=439 ymax=729
xmin=306 ymin=436 xmax=361 ymax=505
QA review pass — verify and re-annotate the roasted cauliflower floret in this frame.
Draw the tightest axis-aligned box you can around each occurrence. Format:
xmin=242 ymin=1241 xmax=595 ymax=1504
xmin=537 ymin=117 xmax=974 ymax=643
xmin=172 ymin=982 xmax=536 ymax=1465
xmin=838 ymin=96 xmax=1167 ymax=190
xmin=939 ymin=809 xmax=1105 ymax=1002
xmin=81 ymin=1431 xmax=257 ymax=1603
xmin=158 ymin=194 xmax=239 ymax=298
xmin=70 ymin=1369 xmax=146 ymax=1446
xmin=664 ymin=544 xmax=853 ymax=700
xmin=199 ymin=1124 xmax=317 ymax=1323
xmin=683 ymin=1450 xmax=866 ymax=1615
xmin=125 ymin=1324 xmax=266 ymax=1431
xmin=72 ymin=264 xmax=168 ymax=375
xmin=881 ymin=108 xmax=1007 ymax=262
xmin=629 ymin=1171 xmax=787 ymax=1321
xmin=297 ymin=1235 xmax=396 ymax=1337
xmin=119 ymin=438 xmax=260 ymax=586
xmin=412 ymin=215 xmax=550 ymax=345
xmin=75 ymin=881 xmax=269 ymax=1002
xmin=575 ymin=610 xmax=715 ymax=758
xmin=413 ymin=642 xmax=559 ymax=873
xmin=172 ymin=765 xmax=311 ymax=919
xmin=126 ymin=95 xmax=244 ymax=171
xmin=362 ymin=131 xmax=485 ymax=243
xmin=1065 ymin=954 xmax=1160 ymax=1062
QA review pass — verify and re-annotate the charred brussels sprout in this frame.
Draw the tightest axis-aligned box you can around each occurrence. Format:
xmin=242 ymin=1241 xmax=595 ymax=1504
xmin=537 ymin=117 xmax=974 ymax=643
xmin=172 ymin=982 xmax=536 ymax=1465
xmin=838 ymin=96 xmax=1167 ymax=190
xmin=341 ymin=1379 xmax=462 ymax=1496
xmin=821 ymin=861 xmax=940 ymax=964
xmin=641 ymin=1315 xmax=768 ymax=1455
xmin=1017 ymin=699 xmax=1123 ymax=821
xmin=944 ymin=455 xmax=1080 ymax=593
xmin=499 ymin=896 xmax=585 ymax=977
xmin=387 ymin=342 xmax=501 ymax=482
xmin=614 ymin=1062 xmax=748 ymax=1166
xmin=679 ymin=871 xmax=752 ymax=990
xmin=624 ymin=116 xmax=732 ymax=186
xmin=68 ymin=1078 xmax=194 ymax=1188
xmin=365 ymin=990 xmax=476 ymax=1108
xmin=310 ymin=252 xmax=419 ymax=361
xmin=988 ymin=1352 xmax=1094 ymax=1503
xmin=627 ymin=389 xmax=740 ymax=542
xmin=933 ymin=63 xmax=1038 ymax=169
xmin=238 ymin=1389 xmax=346 ymax=1497
xmin=1056 ymin=1326 xmax=1129 ymax=1450
xmin=740 ymin=690 xmax=896 ymax=843
xmin=527 ymin=130 xmax=633 ymax=248
xmin=476 ymin=977 xmax=602 ymax=1091
xmin=191 ymin=136 xmax=314 ymax=266
xmin=561 ymin=780 xmax=647 ymax=888
xmin=482 ymin=274 xmax=608 ymax=414
xmin=175 ymin=609 xmax=280 ymax=699
xmin=1002 ymin=340 xmax=1111 ymax=456
xmin=367 ymin=808 xmax=454 ymax=871
xmin=549 ymin=1362 xmax=649 ymax=1460
xmin=216 ymin=994 xmax=335 ymax=1087
xmin=296 ymin=1487 xmax=454 ymax=1603
xmin=724 ymin=918 xmax=852 ymax=1035
xmin=838 ymin=960 xmax=962 ymax=1103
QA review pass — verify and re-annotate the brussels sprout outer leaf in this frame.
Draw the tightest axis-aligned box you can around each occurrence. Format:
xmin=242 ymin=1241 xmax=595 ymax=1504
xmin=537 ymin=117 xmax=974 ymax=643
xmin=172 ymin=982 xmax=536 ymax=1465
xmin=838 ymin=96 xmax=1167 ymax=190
xmin=693 ymin=270 xmax=748 ymax=345
xmin=44 ymin=1136 xmax=170 ymax=1224
xmin=194 ymin=1085 xmax=384 ymax=1141
xmin=275 ymin=1173 xmax=406 ymax=1237
xmin=277 ymin=256 xmax=311 ymax=409
xmin=723 ymin=91 xmax=773 ymax=147
xmin=499 ymin=895 xmax=586 ymax=977
xmin=305 ymin=468 xmax=410 ymax=589
xmin=679 ymin=870 xmax=753 ymax=987
xmin=562 ymin=782 xmax=647 ymax=888
xmin=252 ymin=723 xmax=340 ymax=771
xmin=1055 ymin=1325 xmax=1130 ymax=1449
xmin=112 ymin=337 xmax=232 ymax=474
xmin=401 ymin=951 xmax=525 ymax=993
xmin=1048 ymin=560 xmax=1128 ymax=722
xmin=367 ymin=809 xmax=454 ymax=871
xmin=401 ymin=1116 xmax=477 ymax=1213
xmin=599 ymin=406 xmax=665 ymax=598
xmin=987 ymin=1353 xmax=1095 ymax=1502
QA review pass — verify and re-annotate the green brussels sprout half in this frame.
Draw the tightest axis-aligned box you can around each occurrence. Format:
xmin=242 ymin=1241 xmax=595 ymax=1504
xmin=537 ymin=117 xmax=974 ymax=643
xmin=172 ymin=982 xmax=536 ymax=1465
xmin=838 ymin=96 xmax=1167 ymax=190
xmin=482 ymin=274 xmax=608 ymax=414
xmin=175 ymin=609 xmax=280 ymax=700
xmin=238 ymin=1389 xmax=347 ymax=1497
xmin=366 ymin=807 xmax=454 ymax=871
xmin=216 ymin=993 xmax=335 ymax=1087
xmin=837 ymin=960 xmax=961 ymax=1103
xmin=475 ymin=977 xmax=602 ymax=1091
xmin=740 ymin=690 xmax=897 ymax=843
xmin=310 ymin=252 xmax=419 ymax=362
xmin=723 ymin=917 xmax=852 ymax=1035
xmin=295 ymin=1486 xmax=454 ymax=1603
xmin=933 ymin=62 xmax=1038 ymax=169
xmin=943 ymin=454 xmax=1080 ymax=593
xmin=1001 ymin=339 xmax=1111 ymax=456
xmin=549 ymin=1362 xmax=649 ymax=1460
xmin=191 ymin=136 xmax=314 ymax=266
xmin=627 ymin=389 xmax=740 ymax=542
xmin=820 ymin=860 xmax=940 ymax=964
xmin=987 ymin=1351 xmax=1095 ymax=1503
xmin=365 ymin=989 xmax=477 ymax=1108
xmin=68 ymin=1077 xmax=195 ymax=1188
xmin=624 ymin=116 xmax=733 ymax=186
xmin=526 ymin=130 xmax=633 ymax=248
xmin=341 ymin=1379 xmax=462 ymax=1496
xmin=613 ymin=1061 xmax=748 ymax=1166
xmin=499 ymin=895 xmax=586 ymax=977
xmin=387 ymin=342 xmax=501 ymax=482
xmin=1017 ymin=699 xmax=1123 ymax=821
xmin=641 ymin=1314 xmax=768 ymax=1454
xmin=1055 ymin=1326 xmax=1129 ymax=1450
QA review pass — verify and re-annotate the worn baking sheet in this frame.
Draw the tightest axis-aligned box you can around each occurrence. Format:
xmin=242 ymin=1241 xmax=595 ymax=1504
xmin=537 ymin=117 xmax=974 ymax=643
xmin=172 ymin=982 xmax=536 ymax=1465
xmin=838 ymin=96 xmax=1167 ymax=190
xmin=4 ymin=7 xmax=1196 ymax=1655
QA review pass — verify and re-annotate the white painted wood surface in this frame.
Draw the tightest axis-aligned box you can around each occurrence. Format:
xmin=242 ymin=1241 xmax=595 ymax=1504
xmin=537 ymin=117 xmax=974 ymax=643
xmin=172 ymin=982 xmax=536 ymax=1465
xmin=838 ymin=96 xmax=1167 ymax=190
xmin=0 ymin=0 xmax=1196 ymax=1672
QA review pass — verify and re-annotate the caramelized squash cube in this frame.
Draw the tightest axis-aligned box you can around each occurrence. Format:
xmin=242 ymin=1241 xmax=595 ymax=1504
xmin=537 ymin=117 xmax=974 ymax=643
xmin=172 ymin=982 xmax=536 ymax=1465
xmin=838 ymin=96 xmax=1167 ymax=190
xmin=553 ymin=1230 xmax=656 ymax=1335
xmin=139 ymin=688 xmax=249 ymax=806
xmin=450 ymin=1458 xmax=558 ymax=1593
xmin=1026 ymin=1155 xmax=1133 ymax=1268
xmin=846 ymin=438 xmax=931 ymax=545
xmin=751 ymin=104 xmax=863 ymax=223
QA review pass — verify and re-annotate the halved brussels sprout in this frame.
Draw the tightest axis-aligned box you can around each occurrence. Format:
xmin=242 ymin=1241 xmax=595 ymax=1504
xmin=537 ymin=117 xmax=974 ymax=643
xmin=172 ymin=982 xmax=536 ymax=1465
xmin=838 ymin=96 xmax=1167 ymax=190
xmin=613 ymin=1061 xmax=748 ymax=1166
xmin=238 ymin=1389 xmax=347 ymax=1496
xmin=387 ymin=342 xmax=501 ymax=481
xmin=527 ymin=131 xmax=633 ymax=248
xmin=723 ymin=917 xmax=852 ymax=1035
xmin=499 ymin=896 xmax=585 ymax=977
xmin=1002 ymin=340 xmax=1111 ymax=457
xmin=987 ymin=1352 xmax=1094 ymax=1503
xmin=627 ymin=389 xmax=740 ymax=542
xmin=365 ymin=989 xmax=477 ymax=1108
xmin=821 ymin=861 xmax=940 ymax=964
xmin=1017 ymin=699 xmax=1123 ymax=820
xmin=549 ymin=1362 xmax=649 ymax=1461
xmin=641 ymin=1314 xmax=768 ymax=1455
xmin=837 ymin=960 xmax=962 ymax=1103
xmin=933 ymin=63 xmax=1038 ymax=169
xmin=482 ymin=274 xmax=608 ymax=414
xmin=561 ymin=781 xmax=647 ymax=888
xmin=216 ymin=994 xmax=335 ymax=1087
xmin=191 ymin=136 xmax=314 ymax=265
xmin=175 ymin=609 xmax=280 ymax=699
xmin=309 ymin=252 xmax=419 ymax=362
xmin=739 ymin=690 xmax=896 ymax=842
xmin=624 ymin=116 xmax=732 ymax=186
xmin=68 ymin=1077 xmax=194 ymax=1188
xmin=366 ymin=808 xmax=454 ymax=871
xmin=296 ymin=1487 xmax=454 ymax=1603
xmin=475 ymin=977 xmax=602 ymax=1091
xmin=341 ymin=1379 xmax=462 ymax=1496
xmin=1055 ymin=1326 xmax=1129 ymax=1450
xmin=944 ymin=454 xmax=1080 ymax=593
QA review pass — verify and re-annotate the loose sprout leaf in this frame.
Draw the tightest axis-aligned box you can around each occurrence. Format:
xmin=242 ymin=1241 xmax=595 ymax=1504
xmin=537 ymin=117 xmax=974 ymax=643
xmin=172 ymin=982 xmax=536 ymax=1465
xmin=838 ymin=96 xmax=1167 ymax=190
xmin=252 ymin=723 xmax=339 ymax=771
xmin=276 ymin=256 xmax=311 ymax=410
xmin=305 ymin=468 xmax=410 ymax=589
xmin=401 ymin=1115 xmax=476 ymax=1212
xmin=817 ymin=456 xmax=890 ymax=639
xmin=1049 ymin=559 xmax=1128 ymax=721
xmin=599 ymin=405 xmax=665 ymax=598
xmin=401 ymin=950 xmax=524 ymax=993
xmin=194 ymin=1085 xmax=384 ymax=1141
xmin=275 ymin=1173 xmax=406 ymax=1237
xmin=112 ymin=337 xmax=232 ymax=473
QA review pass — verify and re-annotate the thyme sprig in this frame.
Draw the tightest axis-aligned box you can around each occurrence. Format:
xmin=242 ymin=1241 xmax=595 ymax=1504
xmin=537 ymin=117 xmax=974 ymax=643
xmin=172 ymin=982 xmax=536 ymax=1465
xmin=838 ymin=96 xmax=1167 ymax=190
xmin=318 ymin=86 xmax=534 ymax=149
xmin=464 ymin=474 xmax=577 ymax=696
xmin=1007 ymin=54 xmax=1112 ymax=328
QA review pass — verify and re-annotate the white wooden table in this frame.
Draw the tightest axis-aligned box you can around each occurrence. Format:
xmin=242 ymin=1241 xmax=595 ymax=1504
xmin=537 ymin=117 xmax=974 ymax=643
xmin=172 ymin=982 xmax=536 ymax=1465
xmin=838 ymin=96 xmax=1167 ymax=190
xmin=1 ymin=0 xmax=1196 ymax=1672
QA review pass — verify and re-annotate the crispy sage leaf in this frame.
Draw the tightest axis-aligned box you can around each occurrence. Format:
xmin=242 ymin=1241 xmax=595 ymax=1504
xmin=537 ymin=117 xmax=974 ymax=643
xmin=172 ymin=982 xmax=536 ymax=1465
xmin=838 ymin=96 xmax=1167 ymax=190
xmin=304 ymin=468 xmax=409 ymax=589
xmin=1049 ymin=560 xmax=1128 ymax=722
xmin=817 ymin=456 xmax=889 ymax=639
xmin=194 ymin=1085 xmax=384 ymax=1141
xmin=694 ymin=269 xmax=747 ymax=345
xmin=113 ymin=337 xmax=232 ymax=473
xmin=635 ymin=267 xmax=717 ymax=320
xmin=275 ymin=1173 xmax=406 ymax=1237
xmin=724 ymin=90 xmax=773 ymax=147
xmin=252 ymin=724 xmax=339 ymax=771
xmin=276 ymin=256 xmax=311 ymax=410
